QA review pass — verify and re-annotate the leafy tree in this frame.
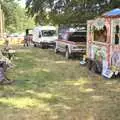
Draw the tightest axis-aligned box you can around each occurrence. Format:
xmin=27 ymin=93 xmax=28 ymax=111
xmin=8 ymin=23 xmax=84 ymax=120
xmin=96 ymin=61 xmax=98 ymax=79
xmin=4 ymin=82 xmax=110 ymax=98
xmin=0 ymin=0 xmax=35 ymax=33
xmin=26 ymin=0 xmax=55 ymax=25
xmin=26 ymin=0 xmax=120 ymax=25
xmin=0 ymin=0 xmax=17 ymax=32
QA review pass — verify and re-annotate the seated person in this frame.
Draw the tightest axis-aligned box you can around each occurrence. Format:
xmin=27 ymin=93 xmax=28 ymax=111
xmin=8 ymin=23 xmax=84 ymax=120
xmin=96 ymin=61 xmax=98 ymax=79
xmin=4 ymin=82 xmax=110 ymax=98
xmin=0 ymin=50 xmax=15 ymax=85
xmin=0 ymin=61 xmax=14 ymax=85
xmin=2 ymin=39 xmax=15 ymax=60
xmin=0 ymin=51 xmax=13 ymax=70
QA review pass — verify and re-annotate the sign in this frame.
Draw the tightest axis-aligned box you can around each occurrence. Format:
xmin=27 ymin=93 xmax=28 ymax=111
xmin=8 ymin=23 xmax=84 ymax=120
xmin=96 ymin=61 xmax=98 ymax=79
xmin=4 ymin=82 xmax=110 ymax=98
xmin=102 ymin=69 xmax=113 ymax=78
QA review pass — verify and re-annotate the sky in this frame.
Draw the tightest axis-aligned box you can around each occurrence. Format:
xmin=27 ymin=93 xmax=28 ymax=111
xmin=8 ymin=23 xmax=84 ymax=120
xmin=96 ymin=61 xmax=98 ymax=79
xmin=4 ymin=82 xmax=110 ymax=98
xmin=18 ymin=0 xmax=26 ymax=7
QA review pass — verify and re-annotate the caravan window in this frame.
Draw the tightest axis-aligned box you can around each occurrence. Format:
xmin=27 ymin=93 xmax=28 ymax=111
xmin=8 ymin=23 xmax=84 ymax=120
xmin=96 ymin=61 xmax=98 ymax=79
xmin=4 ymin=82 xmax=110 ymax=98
xmin=42 ymin=30 xmax=56 ymax=37
xmin=116 ymin=25 xmax=119 ymax=33
xmin=114 ymin=25 xmax=119 ymax=45
xmin=93 ymin=26 xmax=107 ymax=42
xmin=115 ymin=34 xmax=119 ymax=44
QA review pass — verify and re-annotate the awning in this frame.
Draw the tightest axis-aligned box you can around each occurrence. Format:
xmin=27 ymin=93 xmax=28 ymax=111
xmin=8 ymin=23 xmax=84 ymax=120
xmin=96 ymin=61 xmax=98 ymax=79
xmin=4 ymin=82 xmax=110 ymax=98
xmin=103 ymin=8 xmax=120 ymax=17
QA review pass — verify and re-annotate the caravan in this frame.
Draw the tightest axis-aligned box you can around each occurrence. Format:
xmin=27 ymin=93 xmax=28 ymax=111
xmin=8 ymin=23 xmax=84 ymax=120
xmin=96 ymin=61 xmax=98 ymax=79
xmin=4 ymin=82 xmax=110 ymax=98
xmin=32 ymin=26 xmax=58 ymax=48
xmin=86 ymin=8 xmax=120 ymax=78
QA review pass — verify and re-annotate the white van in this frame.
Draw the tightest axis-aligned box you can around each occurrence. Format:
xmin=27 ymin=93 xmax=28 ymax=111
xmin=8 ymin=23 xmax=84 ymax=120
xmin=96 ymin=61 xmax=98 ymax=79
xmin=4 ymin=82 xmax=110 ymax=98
xmin=32 ymin=26 xmax=58 ymax=48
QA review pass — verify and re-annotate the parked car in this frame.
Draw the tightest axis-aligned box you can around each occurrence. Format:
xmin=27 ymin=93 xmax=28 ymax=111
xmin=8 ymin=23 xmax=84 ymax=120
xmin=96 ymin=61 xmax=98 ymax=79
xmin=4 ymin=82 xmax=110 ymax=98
xmin=55 ymin=30 xmax=86 ymax=59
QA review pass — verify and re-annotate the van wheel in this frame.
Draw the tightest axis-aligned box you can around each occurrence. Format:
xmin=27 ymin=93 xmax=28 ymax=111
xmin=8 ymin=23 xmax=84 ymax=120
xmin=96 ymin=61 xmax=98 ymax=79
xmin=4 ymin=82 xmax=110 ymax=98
xmin=45 ymin=44 xmax=48 ymax=49
xmin=65 ymin=48 xmax=70 ymax=59
xmin=40 ymin=43 xmax=44 ymax=49
xmin=34 ymin=44 xmax=37 ymax=47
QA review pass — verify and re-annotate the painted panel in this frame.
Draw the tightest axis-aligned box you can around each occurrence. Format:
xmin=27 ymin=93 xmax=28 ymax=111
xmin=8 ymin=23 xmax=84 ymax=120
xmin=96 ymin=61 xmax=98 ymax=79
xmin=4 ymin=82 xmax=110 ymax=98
xmin=111 ymin=45 xmax=120 ymax=71
xmin=87 ymin=20 xmax=94 ymax=58
xmin=111 ymin=18 xmax=120 ymax=71
xmin=91 ymin=44 xmax=107 ymax=62
xmin=111 ymin=18 xmax=120 ymax=45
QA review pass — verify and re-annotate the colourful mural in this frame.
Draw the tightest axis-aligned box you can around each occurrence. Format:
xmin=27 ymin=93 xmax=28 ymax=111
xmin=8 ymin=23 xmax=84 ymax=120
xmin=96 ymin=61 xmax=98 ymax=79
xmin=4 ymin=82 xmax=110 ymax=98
xmin=91 ymin=45 xmax=107 ymax=62
xmin=111 ymin=51 xmax=120 ymax=71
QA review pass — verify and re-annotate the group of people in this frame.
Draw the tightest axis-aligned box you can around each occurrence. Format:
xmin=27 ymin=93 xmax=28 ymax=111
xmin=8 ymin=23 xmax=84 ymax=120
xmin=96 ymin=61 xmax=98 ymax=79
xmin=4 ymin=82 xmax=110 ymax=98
xmin=0 ymin=39 xmax=15 ymax=85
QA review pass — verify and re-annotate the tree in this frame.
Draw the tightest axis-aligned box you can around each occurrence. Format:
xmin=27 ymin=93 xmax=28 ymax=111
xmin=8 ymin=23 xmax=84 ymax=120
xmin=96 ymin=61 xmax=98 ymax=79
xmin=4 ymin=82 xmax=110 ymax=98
xmin=26 ymin=0 xmax=120 ymax=25
xmin=26 ymin=0 xmax=55 ymax=25
xmin=0 ymin=0 xmax=17 ymax=31
xmin=0 ymin=0 xmax=35 ymax=33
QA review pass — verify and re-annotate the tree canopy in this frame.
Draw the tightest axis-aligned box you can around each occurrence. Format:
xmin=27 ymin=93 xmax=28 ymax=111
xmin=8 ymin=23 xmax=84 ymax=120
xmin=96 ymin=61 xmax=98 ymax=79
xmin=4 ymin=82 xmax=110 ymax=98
xmin=26 ymin=0 xmax=120 ymax=25
xmin=0 ymin=0 xmax=120 ymax=32
xmin=0 ymin=0 xmax=35 ymax=33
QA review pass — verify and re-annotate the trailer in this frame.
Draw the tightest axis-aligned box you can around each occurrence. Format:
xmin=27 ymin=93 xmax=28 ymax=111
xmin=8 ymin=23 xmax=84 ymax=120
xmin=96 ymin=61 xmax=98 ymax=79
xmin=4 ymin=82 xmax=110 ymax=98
xmin=87 ymin=8 xmax=120 ymax=78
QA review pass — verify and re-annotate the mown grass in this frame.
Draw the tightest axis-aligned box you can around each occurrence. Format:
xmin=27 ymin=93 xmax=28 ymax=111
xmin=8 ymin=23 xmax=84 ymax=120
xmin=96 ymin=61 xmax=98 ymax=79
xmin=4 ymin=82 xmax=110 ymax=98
xmin=0 ymin=46 xmax=120 ymax=120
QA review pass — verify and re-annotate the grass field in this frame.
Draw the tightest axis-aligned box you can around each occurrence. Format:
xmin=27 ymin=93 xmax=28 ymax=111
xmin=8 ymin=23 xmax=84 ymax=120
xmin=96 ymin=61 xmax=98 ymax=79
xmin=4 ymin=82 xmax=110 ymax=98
xmin=0 ymin=46 xmax=120 ymax=120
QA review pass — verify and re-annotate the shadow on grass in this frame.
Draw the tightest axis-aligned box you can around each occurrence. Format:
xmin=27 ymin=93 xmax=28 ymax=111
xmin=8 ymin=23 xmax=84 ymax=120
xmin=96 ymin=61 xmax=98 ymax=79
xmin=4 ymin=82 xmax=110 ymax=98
xmin=0 ymin=46 xmax=120 ymax=120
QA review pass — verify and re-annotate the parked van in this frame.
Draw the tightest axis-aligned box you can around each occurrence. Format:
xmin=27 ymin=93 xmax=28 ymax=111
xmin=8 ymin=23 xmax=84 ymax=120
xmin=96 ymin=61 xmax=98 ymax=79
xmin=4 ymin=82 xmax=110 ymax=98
xmin=32 ymin=26 xmax=58 ymax=48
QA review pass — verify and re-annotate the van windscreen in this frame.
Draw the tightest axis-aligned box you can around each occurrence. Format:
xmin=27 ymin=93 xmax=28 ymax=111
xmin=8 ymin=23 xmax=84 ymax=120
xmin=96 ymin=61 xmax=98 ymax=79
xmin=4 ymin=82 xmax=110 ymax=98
xmin=42 ymin=30 xmax=56 ymax=37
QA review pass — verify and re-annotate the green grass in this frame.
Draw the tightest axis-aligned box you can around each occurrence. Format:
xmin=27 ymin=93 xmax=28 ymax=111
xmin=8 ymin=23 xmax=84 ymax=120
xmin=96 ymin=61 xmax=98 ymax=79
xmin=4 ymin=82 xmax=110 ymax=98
xmin=0 ymin=46 xmax=120 ymax=120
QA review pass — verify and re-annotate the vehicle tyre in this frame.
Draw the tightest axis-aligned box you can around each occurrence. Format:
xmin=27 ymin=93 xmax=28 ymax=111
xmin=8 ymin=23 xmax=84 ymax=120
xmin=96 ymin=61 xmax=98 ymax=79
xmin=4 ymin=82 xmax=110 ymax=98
xmin=55 ymin=47 xmax=59 ymax=53
xmin=65 ymin=48 xmax=70 ymax=59
xmin=34 ymin=43 xmax=37 ymax=47
xmin=45 ymin=44 xmax=48 ymax=49
xmin=40 ymin=43 xmax=44 ymax=49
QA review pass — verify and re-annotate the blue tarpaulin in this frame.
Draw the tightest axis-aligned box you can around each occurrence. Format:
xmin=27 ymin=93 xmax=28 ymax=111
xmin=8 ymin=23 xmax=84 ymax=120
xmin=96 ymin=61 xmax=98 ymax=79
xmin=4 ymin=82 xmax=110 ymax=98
xmin=103 ymin=8 xmax=120 ymax=17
